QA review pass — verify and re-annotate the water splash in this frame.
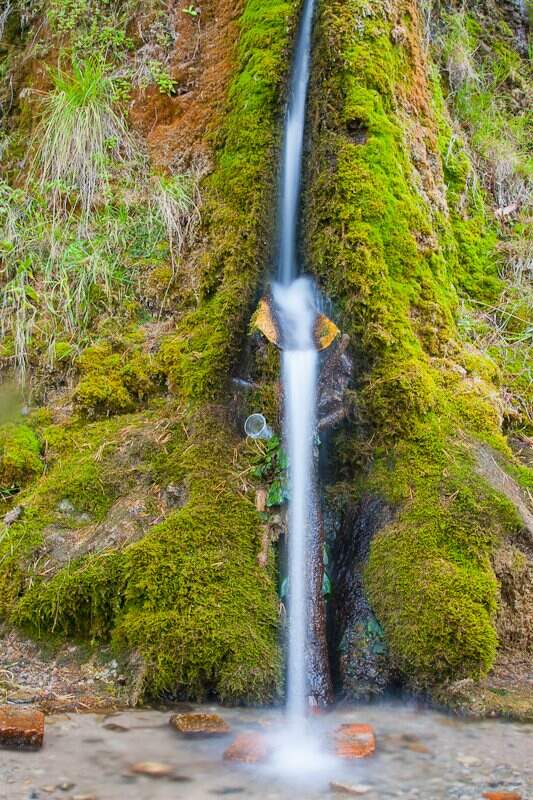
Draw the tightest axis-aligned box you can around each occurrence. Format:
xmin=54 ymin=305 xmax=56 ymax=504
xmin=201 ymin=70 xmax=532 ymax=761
xmin=273 ymin=278 xmax=318 ymax=729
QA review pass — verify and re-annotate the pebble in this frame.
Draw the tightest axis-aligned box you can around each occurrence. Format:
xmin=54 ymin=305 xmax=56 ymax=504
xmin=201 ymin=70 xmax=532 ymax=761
xmin=457 ymin=755 xmax=482 ymax=767
xmin=334 ymin=724 xmax=376 ymax=759
xmin=102 ymin=723 xmax=129 ymax=732
xmin=71 ymin=795 xmax=98 ymax=800
xmin=329 ymin=781 xmax=372 ymax=795
xmin=129 ymin=762 xmax=175 ymax=778
xmin=223 ymin=732 xmax=269 ymax=764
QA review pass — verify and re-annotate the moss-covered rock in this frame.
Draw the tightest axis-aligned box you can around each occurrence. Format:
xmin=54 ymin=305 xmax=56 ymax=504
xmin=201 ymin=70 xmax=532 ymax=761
xmin=159 ymin=0 xmax=300 ymax=406
xmin=307 ymin=0 xmax=531 ymax=690
xmin=9 ymin=412 xmax=281 ymax=703
xmin=0 ymin=0 xmax=298 ymax=706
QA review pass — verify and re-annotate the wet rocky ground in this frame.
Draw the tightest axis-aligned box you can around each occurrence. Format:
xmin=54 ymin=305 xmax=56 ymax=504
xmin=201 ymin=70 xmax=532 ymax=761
xmin=1 ymin=703 xmax=531 ymax=800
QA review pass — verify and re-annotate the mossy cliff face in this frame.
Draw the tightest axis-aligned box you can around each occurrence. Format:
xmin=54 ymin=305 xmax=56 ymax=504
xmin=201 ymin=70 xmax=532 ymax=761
xmin=0 ymin=0 xmax=301 ymax=703
xmin=0 ymin=0 xmax=531 ymax=711
xmin=307 ymin=0 xmax=532 ymax=692
xmin=159 ymin=0 xmax=301 ymax=406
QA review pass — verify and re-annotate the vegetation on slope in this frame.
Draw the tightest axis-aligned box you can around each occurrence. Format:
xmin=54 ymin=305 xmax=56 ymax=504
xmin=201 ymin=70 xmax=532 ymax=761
xmin=307 ymin=0 xmax=531 ymax=687
xmin=0 ymin=0 xmax=301 ymax=702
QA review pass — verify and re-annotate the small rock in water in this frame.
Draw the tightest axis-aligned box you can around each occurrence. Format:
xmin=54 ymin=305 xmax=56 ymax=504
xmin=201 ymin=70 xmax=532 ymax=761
xmin=223 ymin=732 xmax=269 ymax=764
xmin=130 ymin=762 xmax=175 ymax=778
xmin=170 ymin=712 xmax=231 ymax=736
xmin=457 ymin=755 xmax=482 ymax=767
xmin=333 ymin=724 xmax=376 ymax=759
xmin=330 ymin=781 xmax=372 ymax=795
xmin=0 ymin=706 xmax=45 ymax=750
xmin=58 ymin=782 xmax=75 ymax=791
xmin=102 ymin=722 xmax=129 ymax=732
xmin=483 ymin=794 xmax=522 ymax=800
xmin=71 ymin=795 xmax=98 ymax=800
xmin=399 ymin=734 xmax=431 ymax=754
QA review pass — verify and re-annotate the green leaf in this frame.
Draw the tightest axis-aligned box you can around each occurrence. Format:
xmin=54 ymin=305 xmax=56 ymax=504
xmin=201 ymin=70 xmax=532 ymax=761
xmin=267 ymin=479 xmax=284 ymax=507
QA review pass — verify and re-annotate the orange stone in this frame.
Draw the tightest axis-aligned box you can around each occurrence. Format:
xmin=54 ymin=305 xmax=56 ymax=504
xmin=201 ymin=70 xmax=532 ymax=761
xmin=334 ymin=723 xmax=376 ymax=759
xmin=223 ymin=732 xmax=269 ymax=764
xmin=0 ymin=706 xmax=45 ymax=750
xmin=170 ymin=712 xmax=230 ymax=736
xmin=483 ymin=793 xmax=522 ymax=800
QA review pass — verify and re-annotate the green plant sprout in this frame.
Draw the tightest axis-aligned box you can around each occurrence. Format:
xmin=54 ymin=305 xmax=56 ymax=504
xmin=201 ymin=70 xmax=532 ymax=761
xmin=183 ymin=4 xmax=200 ymax=18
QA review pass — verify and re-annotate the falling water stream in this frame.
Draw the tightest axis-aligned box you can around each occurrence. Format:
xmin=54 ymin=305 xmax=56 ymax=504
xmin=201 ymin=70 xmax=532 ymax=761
xmin=272 ymin=0 xmax=321 ymax=734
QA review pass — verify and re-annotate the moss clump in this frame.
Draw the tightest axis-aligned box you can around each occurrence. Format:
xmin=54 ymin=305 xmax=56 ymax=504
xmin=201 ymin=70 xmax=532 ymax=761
xmin=10 ymin=413 xmax=281 ymax=703
xmin=74 ymin=341 xmax=158 ymax=417
xmin=364 ymin=422 xmax=521 ymax=683
xmin=116 ymin=418 xmax=280 ymax=702
xmin=0 ymin=422 xmax=42 ymax=495
xmin=0 ymin=413 xmax=139 ymax=616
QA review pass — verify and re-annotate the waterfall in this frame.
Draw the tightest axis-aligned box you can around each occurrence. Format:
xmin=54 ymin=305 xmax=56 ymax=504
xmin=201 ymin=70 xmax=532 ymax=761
xmin=274 ymin=278 xmax=319 ymax=726
xmin=272 ymin=0 xmax=328 ymax=728
xmin=276 ymin=0 xmax=316 ymax=287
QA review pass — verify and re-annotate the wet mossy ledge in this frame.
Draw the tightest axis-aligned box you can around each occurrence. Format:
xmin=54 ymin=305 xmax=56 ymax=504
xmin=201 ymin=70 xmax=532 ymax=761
xmin=5 ymin=411 xmax=280 ymax=703
xmin=307 ymin=0 xmax=532 ymax=693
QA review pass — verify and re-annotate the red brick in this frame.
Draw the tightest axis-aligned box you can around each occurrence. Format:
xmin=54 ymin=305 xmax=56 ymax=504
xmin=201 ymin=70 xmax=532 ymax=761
xmin=334 ymin=723 xmax=376 ymax=759
xmin=0 ymin=706 xmax=45 ymax=750
xmin=483 ymin=793 xmax=522 ymax=800
xmin=223 ymin=732 xmax=269 ymax=763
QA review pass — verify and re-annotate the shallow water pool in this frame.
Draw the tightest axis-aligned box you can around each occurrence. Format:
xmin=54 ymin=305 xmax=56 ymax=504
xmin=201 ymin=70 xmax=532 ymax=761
xmin=1 ymin=702 xmax=531 ymax=800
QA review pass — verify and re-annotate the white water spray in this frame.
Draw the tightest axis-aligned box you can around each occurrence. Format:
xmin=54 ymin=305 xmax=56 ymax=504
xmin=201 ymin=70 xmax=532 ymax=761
xmin=273 ymin=278 xmax=318 ymax=727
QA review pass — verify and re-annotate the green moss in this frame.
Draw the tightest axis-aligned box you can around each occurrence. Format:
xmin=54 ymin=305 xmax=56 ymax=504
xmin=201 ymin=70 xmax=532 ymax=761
xmin=0 ymin=414 xmax=138 ymax=617
xmin=159 ymin=0 xmax=300 ymax=406
xmin=14 ymin=552 xmax=125 ymax=640
xmin=0 ymin=422 xmax=42 ymax=495
xmin=74 ymin=340 xmax=158 ymax=417
xmin=308 ymin=0 xmax=531 ymax=687
xmin=10 ymin=414 xmax=281 ymax=703
xmin=364 ymin=424 xmax=521 ymax=683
